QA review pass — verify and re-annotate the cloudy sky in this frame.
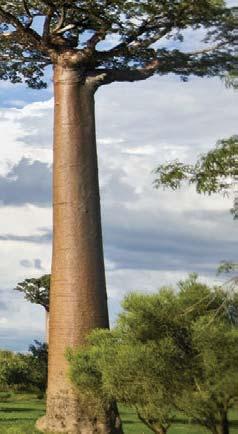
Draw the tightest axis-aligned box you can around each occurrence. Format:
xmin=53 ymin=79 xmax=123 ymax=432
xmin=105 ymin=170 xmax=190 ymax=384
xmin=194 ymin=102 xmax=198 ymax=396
xmin=0 ymin=12 xmax=237 ymax=351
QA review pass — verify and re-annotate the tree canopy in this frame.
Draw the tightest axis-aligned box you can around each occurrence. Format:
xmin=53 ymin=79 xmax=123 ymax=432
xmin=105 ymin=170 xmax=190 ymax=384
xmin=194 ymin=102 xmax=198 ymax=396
xmin=0 ymin=1 xmax=236 ymax=88
xmin=15 ymin=274 xmax=50 ymax=311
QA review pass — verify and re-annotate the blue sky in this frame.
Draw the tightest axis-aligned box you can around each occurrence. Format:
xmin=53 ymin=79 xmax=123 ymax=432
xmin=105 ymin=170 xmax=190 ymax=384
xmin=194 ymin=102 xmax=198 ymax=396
xmin=0 ymin=2 xmax=237 ymax=351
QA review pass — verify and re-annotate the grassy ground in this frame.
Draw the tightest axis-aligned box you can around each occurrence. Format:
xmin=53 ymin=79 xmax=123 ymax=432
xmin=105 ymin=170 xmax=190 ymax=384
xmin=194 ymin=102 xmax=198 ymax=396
xmin=0 ymin=393 xmax=237 ymax=433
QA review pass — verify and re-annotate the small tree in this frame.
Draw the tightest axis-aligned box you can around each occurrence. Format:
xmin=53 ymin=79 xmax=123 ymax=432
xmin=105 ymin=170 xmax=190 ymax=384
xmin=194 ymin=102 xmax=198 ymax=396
xmin=15 ymin=274 xmax=50 ymax=342
xmin=69 ymin=275 xmax=238 ymax=434
xmin=69 ymin=289 xmax=195 ymax=434
xmin=0 ymin=342 xmax=48 ymax=395
xmin=28 ymin=340 xmax=48 ymax=396
xmin=15 ymin=274 xmax=50 ymax=311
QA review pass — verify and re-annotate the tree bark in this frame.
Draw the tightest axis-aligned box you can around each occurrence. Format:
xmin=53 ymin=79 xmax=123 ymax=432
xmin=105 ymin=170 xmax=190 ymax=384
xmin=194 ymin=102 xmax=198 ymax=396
xmin=36 ymin=65 xmax=122 ymax=433
xmin=210 ymin=413 xmax=229 ymax=434
xmin=45 ymin=310 xmax=49 ymax=344
xmin=217 ymin=412 xmax=229 ymax=434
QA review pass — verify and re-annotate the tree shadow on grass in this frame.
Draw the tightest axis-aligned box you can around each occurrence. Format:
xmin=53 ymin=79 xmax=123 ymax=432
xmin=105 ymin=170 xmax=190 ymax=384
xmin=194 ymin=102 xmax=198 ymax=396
xmin=0 ymin=408 xmax=41 ymax=413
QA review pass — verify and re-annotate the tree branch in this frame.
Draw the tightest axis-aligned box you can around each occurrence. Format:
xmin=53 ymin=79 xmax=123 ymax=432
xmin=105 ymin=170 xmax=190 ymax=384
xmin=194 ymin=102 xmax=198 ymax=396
xmin=93 ymin=58 xmax=160 ymax=86
xmin=43 ymin=7 xmax=54 ymax=37
xmin=186 ymin=39 xmax=235 ymax=57
xmin=87 ymin=29 xmax=108 ymax=50
xmin=53 ymin=6 xmax=66 ymax=34
xmin=22 ymin=0 xmax=33 ymax=28
xmin=0 ymin=6 xmax=41 ymax=46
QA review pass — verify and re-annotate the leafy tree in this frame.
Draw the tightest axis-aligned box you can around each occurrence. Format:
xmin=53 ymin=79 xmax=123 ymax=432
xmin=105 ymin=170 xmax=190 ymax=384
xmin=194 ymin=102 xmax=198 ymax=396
xmin=15 ymin=274 xmax=50 ymax=312
xmin=15 ymin=274 xmax=50 ymax=343
xmin=154 ymin=135 xmax=238 ymax=199
xmin=0 ymin=1 xmax=236 ymax=432
xmin=0 ymin=342 xmax=48 ymax=394
xmin=69 ymin=275 xmax=238 ymax=434
xmin=0 ymin=350 xmax=31 ymax=391
xmin=179 ymin=318 xmax=238 ymax=434
xmin=28 ymin=340 xmax=48 ymax=395
xmin=69 ymin=290 xmax=194 ymax=434
xmin=176 ymin=275 xmax=238 ymax=434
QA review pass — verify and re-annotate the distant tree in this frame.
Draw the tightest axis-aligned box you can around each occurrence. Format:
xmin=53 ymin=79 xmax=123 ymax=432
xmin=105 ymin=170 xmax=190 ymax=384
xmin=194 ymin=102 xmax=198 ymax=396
xmin=0 ymin=342 xmax=48 ymax=395
xmin=15 ymin=274 xmax=50 ymax=343
xmin=28 ymin=340 xmax=48 ymax=396
xmin=0 ymin=1 xmax=236 ymax=431
xmin=0 ymin=350 xmax=30 ymax=391
xmin=15 ymin=274 xmax=50 ymax=311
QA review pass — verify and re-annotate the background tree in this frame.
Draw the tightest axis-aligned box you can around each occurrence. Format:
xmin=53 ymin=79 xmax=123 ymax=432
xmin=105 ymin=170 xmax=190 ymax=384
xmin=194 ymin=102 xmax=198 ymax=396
xmin=15 ymin=275 xmax=50 ymax=342
xmin=0 ymin=341 xmax=48 ymax=396
xmin=0 ymin=1 xmax=236 ymax=432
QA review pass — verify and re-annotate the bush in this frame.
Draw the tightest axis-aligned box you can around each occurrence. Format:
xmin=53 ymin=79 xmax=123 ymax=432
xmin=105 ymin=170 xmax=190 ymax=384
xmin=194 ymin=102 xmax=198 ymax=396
xmin=0 ymin=341 xmax=48 ymax=395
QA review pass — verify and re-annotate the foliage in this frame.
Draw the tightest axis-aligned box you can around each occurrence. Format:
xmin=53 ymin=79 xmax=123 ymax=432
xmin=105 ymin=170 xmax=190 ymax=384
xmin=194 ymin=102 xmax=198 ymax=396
xmin=0 ymin=1 xmax=236 ymax=89
xmin=154 ymin=135 xmax=238 ymax=220
xmin=154 ymin=135 xmax=238 ymax=195
xmin=15 ymin=274 xmax=50 ymax=311
xmin=179 ymin=317 xmax=238 ymax=433
xmin=69 ymin=275 xmax=238 ymax=434
xmin=0 ymin=351 xmax=31 ymax=391
xmin=217 ymin=261 xmax=238 ymax=274
xmin=69 ymin=282 xmax=193 ymax=433
xmin=27 ymin=341 xmax=48 ymax=394
xmin=0 ymin=342 xmax=48 ymax=394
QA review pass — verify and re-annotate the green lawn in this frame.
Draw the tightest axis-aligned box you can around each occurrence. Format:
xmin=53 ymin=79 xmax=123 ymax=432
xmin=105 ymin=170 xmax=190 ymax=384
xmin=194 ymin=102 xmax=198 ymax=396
xmin=0 ymin=393 xmax=237 ymax=434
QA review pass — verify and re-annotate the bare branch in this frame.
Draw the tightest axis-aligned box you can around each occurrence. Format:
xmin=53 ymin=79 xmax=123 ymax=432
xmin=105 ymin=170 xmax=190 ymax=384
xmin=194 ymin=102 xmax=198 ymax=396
xmin=55 ymin=24 xmax=76 ymax=34
xmin=22 ymin=0 xmax=33 ymax=28
xmin=53 ymin=6 xmax=66 ymax=34
xmin=87 ymin=29 xmax=108 ymax=50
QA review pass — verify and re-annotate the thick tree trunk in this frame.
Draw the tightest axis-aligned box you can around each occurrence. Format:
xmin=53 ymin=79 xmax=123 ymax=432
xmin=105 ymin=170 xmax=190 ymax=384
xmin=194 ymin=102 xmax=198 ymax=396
xmin=36 ymin=65 xmax=122 ymax=433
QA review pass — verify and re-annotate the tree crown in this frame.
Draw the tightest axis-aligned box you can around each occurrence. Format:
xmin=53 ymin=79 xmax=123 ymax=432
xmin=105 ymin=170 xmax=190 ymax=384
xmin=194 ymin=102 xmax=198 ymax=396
xmin=0 ymin=1 xmax=236 ymax=88
xmin=15 ymin=274 xmax=50 ymax=311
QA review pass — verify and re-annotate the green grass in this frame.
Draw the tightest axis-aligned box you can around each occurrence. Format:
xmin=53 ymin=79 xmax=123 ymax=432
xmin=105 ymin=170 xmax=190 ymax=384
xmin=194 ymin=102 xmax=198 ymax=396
xmin=120 ymin=406 xmax=238 ymax=434
xmin=0 ymin=394 xmax=237 ymax=433
xmin=0 ymin=393 xmax=44 ymax=433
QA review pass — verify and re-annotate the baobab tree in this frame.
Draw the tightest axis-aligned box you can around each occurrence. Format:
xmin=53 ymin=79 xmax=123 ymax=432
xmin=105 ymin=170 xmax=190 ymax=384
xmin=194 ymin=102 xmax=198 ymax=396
xmin=15 ymin=274 xmax=50 ymax=342
xmin=0 ymin=1 xmax=236 ymax=433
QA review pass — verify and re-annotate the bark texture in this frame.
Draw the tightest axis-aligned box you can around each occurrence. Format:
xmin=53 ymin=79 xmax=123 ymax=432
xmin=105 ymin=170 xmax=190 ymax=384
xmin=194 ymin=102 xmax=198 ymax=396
xmin=211 ymin=413 xmax=229 ymax=434
xmin=45 ymin=311 xmax=49 ymax=344
xmin=36 ymin=65 xmax=122 ymax=433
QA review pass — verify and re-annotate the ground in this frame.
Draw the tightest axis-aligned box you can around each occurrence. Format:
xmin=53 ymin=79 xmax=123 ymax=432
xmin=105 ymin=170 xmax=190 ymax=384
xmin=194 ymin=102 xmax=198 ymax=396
xmin=0 ymin=393 xmax=237 ymax=433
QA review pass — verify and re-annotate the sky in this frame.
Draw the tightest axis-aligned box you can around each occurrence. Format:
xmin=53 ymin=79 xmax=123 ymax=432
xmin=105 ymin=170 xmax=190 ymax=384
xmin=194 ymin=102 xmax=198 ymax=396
xmin=0 ymin=8 xmax=237 ymax=352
